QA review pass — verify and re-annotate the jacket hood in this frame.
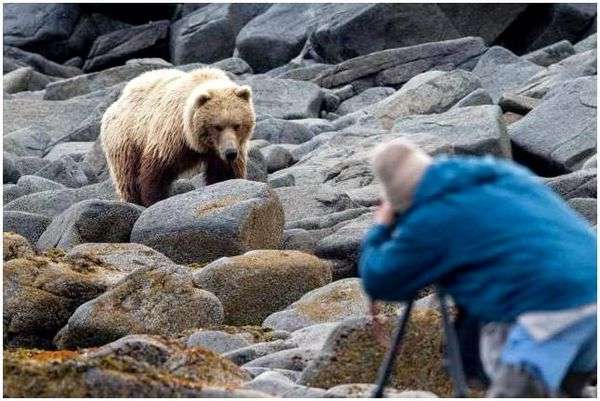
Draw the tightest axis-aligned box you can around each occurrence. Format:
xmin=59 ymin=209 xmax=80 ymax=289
xmin=413 ymin=155 xmax=525 ymax=205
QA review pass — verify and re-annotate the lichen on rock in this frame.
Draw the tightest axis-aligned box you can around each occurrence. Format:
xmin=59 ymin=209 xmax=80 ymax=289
xmin=3 ymin=232 xmax=34 ymax=261
xmin=299 ymin=309 xmax=454 ymax=397
xmin=3 ymin=334 xmax=252 ymax=397
xmin=193 ymin=249 xmax=332 ymax=325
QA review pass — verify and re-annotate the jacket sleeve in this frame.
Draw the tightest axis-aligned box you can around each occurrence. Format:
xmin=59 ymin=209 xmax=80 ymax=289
xmin=358 ymin=206 xmax=451 ymax=302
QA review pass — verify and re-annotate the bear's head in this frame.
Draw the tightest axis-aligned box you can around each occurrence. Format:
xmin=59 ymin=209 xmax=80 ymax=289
xmin=183 ymin=81 xmax=255 ymax=165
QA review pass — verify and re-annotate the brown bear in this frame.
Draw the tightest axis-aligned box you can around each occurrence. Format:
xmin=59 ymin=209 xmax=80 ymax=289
xmin=100 ymin=67 xmax=255 ymax=207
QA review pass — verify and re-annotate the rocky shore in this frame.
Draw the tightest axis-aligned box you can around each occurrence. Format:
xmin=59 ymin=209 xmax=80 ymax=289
xmin=3 ymin=3 xmax=597 ymax=397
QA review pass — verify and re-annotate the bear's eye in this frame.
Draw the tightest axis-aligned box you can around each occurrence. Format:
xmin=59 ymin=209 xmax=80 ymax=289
xmin=214 ymin=124 xmax=223 ymax=131
xmin=233 ymin=124 xmax=241 ymax=131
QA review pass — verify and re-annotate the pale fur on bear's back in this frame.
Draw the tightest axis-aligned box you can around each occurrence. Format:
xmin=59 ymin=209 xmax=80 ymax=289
xmin=100 ymin=67 xmax=255 ymax=206
xmin=102 ymin=67 xmax=232 ymax=156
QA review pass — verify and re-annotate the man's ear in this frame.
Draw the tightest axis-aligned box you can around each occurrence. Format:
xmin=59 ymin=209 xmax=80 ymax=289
xmin=235 ymin=85 xmax=252 ymax=101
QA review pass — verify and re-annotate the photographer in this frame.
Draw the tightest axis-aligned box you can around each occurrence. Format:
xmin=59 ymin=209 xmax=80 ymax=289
xmin=359 ymin=139 xmax=596 ymax=397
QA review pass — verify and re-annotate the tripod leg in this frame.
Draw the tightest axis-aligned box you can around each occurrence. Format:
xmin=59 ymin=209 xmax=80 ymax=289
xmin=437 ymin=291 xmax=469 ymax=397
xmin=372 ymin=299 xmax=414 ymax=398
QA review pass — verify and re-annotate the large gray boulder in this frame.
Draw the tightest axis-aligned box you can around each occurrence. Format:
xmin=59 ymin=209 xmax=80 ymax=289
xmin=270 ymin=130 xmax=451 ymax=189
xmin=545 ymin=169 xmax=597 ymax=200
xmin=314 ymin=211 xmax=376 ymax=276
xmin=275 ymin=185 xmax=358 ymax=224
xmin=568 ymin=198 xmax=597 ymax=225
xmin=4 ymin=93 xmax=101 ymax=141
xmin=253 ymin=118 xmax=314 ymax=144
xmin=36 ymin=200 xmax=143 ymax=251
xmin=524 ymin=40 xmax=576 ymax=67
xmin=516 ymin=50 xmax=597 ymax=99
xmin=3 ymin=211 xmax=52 ymax=244
xmin=130 ymin=180 xmax=284 ymax=264
xmin=236 ymin=4 xmax=495 ymax=73
xmin=170 ymin=4 xmax=232 ymax=65
xmin=186 ymin=330 xmax=251 ymax=354
xmin=66 ymin=242 xmax=176 ymax=272
xmin=64 ymin=84 xmax=124 ymax=143
xmin=3 ymin=152 xmax=21 ymax=184
xmin=310 ymin=4 xmax=462 ymax=64
xmin=34 ymin=155 xmax=89 ymax=188
xmin=4 ymin=128 xmax=53 ymax=158
xmin=235 ymin=4 xmax=352 ymax=73
xmin=575 ymin=33 xmax=597 ymax=53
xmin=5 ymin=335 xmax=259 ymax=397
xmin=170 ymin=4 xmax=269 ymax=65
xmin=3 ymin=46 xmax=82 ymax=78
xmin=242 ymin=370 xmax=326 ymax=397
xmin=509 ymin=76 xmax=596 ymax=174
xmin=54 ymin=264 xmax=224 ymax=349
xmin=298 ymin=312 xmax=450 ymax=395
xmin=14 ymin=156 xmax=50 ymax=176
xmin=193 ymin=250 xmax=332 ymax=325
xmin=438 ymin=4 xmax=529 ymax=44
xmin=3 ymin=4 xmax=82 ymax=61
xmin=83 ymin=20 xmax=169 ymax=72
xmin=472 ymin=46 xmax=545 ymax=102
xmin=44 ymin=142 xmax=94 ymax=162
xmin=43 ymin=62 xmax=164 ymax=100
xmin=3 ymin=252 xmax=122 ymax=348
xmin=4 ymin=179 xmax=117 ymax=218
xmin=16 ymin=175 xmax=65 ymax=195
xmin=337 ymin=87 xmax=395 ymax=115
xmin=392 ymin=105 xmax=512 ymax=158
xmin=262 ymin=278 xmax=372 ymax=332
xmin=3 ymin=184 xmax=25 ymax=205
xmin=3 ymin=67 xmax=57 ymax=94
xmin=240 ymin=76 xmax=325 ymax=120
xmin=313 ymin=37 xmax=487 ymax=88
xmin=242 ymin=347 xmax=319 ymax=371
xmin=262 ymin=144 xmax=294 ymax=172
xmin=342 ymin=69 xmax=482 ymax=130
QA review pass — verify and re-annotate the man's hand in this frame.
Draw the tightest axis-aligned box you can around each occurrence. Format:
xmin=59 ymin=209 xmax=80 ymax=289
xmin=375 ymin=201 xmax=395 ymax=226
xmin=370 ymin=300 xmax=390 ymax=347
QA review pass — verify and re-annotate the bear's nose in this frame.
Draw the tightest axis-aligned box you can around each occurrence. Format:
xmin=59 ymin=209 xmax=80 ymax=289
xmin=224 ymin=149 xmax=238 ymax=162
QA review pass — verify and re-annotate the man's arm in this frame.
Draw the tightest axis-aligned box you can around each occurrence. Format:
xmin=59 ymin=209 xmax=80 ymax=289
xmin=359 ymin=203 xmax=451 ymax=302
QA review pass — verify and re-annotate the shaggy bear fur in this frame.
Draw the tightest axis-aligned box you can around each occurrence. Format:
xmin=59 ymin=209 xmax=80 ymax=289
xmin=101 ymin=67 xmax=255 ymax=207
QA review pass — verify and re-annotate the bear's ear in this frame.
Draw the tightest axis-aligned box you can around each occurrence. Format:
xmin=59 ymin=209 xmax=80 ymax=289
xmin=235 ymin=85 xmax=252 ymax=101
xmin=194 ymin=91 xmax=211 ymax=108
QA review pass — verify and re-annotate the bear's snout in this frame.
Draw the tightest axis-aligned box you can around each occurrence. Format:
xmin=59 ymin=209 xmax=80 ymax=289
xmin=224 ymin=148 xmax=238 ymax=162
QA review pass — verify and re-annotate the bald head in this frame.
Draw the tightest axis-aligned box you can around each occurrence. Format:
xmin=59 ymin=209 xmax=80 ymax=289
xmin=372 ymin=138 xmax=433 ymax=211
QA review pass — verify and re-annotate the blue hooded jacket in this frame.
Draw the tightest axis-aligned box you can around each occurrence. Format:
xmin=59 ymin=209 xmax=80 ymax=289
xmin=359 ymin=156 xmax=597 ymax=323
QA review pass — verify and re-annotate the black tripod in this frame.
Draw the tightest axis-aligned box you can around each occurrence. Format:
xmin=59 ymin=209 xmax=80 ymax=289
xmin=372 ymin=289 xmax=469 ymax=398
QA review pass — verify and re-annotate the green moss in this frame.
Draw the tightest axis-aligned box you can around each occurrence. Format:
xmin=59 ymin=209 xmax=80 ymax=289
xmin=302 ymin=310 xmax=458 ymax=397
xmin=4 ymin=344 xmax=249 ymax=397
xmin=3 ymin=232 xmax=34 ymax=261
xmin=42 ymin=247 xmax=67 ymax=261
